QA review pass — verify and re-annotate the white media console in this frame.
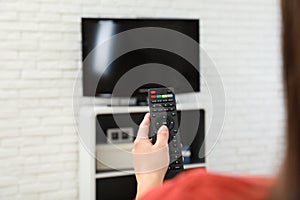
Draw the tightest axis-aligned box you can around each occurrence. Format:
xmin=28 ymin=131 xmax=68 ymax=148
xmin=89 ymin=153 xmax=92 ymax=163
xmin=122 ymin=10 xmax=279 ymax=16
xmin=79 ymin=104 xmax=207 ymax=200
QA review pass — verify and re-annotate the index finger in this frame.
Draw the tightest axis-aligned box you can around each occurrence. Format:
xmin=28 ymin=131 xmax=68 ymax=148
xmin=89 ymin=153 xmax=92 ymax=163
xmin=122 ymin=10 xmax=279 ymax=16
xmin=139 ymin=113 xmax=150 ymax=127
xmin=136 ymin=113 xmax=151 ymax=139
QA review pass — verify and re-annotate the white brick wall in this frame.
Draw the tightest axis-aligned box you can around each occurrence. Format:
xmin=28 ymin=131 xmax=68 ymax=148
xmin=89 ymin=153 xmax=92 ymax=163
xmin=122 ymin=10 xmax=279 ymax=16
xmin=0 ymin=0 xmax=284 ymax=199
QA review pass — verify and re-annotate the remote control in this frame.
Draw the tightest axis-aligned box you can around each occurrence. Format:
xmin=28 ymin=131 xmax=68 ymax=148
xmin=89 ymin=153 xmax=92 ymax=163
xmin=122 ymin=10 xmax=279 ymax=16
xmin=148 ymin=88 xmax=184 ymax=180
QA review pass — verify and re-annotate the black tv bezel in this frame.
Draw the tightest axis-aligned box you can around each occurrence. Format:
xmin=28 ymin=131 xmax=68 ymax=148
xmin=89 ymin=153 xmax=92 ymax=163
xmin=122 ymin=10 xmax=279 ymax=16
xmin=81 ymin=17 xmax=201 ymax=98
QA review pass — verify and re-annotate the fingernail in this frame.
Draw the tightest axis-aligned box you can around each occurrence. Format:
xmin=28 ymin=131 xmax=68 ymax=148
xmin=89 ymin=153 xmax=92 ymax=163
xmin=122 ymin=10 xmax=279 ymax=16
xmin=159 ymin=125 xmax=168 ymax=131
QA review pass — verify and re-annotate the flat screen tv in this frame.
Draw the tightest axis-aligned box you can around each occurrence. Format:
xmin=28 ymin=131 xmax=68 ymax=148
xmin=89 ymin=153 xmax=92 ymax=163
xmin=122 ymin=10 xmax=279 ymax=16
xmin=81 ymin=18 xmax=200 ymax=98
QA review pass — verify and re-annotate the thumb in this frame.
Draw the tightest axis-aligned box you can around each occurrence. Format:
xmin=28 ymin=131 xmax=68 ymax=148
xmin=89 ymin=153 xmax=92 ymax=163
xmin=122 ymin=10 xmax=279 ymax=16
xmin=153 ymin=125 xmax=169 ymax=148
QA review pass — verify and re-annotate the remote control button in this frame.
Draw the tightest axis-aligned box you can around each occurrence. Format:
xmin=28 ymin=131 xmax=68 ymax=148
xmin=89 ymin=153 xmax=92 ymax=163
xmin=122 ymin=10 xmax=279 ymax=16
xmin=155 ymin=121 xmax=160 ymax=128
xmin=167 ymin=94 xmax=173 ymax=98
xmin=152 ymin=114 xmax=156 ymax=118
xmin=170 ymin=154 xmax=180 ymax=161
xmin=163 ymin=103 xmax=168 ymax=107
xmin=168 ymin=98 xmax=173 ymax=102
xmin=151 ymin=100 xmax=157 ymax=103
xmin=158 ymin=108 xmax=163 ymax=112
xmin=150 ymin=91 xmax=156 ymax=95
xmin=162 ymin=115 xmax=167 ymax=119
xmin=162 ymin=99 xmax=168 ymax=102
xmin=168 ymin=107 xmax=174 ymax=111
xmin=171 ymin=112 xmax=176 ymax=116
xmin=157 ymin=99 xmax=163 ymax=103
xmin=157 ymin=95 xmax=162 ymax=99
xmin=152 ymin=104 xmax=162 ymax=108
xmin=151 ymin=95 xmax=156 ymax=99
xmin=162 ymin=94 xmax=168 ymax=98
xmin=169 ymin=103 xmax=174 ymax=107
xmin=168 ymin=121 xmax=174 ymax=130
xmin=153 ymin=109 xmax=157 ymax=112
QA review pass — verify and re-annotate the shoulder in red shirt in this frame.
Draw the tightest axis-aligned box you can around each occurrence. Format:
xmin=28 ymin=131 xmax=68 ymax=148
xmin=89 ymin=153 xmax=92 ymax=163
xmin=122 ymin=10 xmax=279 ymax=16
xmin=140 ymin=169 xmax=275 ymax=200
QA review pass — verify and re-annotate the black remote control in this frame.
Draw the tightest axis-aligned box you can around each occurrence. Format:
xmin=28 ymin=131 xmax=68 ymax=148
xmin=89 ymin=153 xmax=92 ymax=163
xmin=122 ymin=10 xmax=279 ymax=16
xmin=148 ymin=88 xmax=184 ymax=180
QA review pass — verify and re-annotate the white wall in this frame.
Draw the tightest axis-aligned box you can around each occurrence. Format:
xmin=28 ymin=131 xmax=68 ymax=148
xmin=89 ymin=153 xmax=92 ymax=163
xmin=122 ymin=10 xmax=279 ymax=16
xmin=0 ymin=0 xmax=284 ymax=199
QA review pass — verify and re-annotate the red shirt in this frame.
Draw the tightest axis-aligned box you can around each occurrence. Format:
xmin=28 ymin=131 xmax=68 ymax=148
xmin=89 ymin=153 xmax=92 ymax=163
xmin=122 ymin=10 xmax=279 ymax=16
xmin=140 ymin=169 xmax=275 ymax=200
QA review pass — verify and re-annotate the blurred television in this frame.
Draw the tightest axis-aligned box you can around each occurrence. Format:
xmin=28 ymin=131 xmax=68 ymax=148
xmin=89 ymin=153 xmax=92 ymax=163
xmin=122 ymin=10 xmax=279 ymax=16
xmin=81 ymin=18 xmax=200 ymax=98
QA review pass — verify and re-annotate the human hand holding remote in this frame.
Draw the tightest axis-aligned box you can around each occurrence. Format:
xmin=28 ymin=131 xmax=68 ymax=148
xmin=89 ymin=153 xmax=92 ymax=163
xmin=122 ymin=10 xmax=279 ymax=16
xmin=132 ymin=113 xmax=169 ymax=199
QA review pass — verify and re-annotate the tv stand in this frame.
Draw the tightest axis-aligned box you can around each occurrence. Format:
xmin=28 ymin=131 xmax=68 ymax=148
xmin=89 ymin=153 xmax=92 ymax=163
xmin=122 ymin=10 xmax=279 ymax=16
xmin=104 ymin=97 xmax=148 ymax=107
xmin=79 ymin=104 xmax=206 ymax=200
xmin=135 ymin=96 xmax=148 ymax=106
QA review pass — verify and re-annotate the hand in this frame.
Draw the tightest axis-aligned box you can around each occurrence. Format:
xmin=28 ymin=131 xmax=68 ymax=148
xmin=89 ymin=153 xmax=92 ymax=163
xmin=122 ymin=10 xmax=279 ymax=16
xmin=132 ymin=113 xmax=170 ymax=199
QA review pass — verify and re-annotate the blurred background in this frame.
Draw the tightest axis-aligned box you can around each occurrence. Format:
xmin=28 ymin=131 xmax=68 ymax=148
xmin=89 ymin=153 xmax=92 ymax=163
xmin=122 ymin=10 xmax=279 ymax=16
xmin=0 ymin=0 xmax=284 ymax=199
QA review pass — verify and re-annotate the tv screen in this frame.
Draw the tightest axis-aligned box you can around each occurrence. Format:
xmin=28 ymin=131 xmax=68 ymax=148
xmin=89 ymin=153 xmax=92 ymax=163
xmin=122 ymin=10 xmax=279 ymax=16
xmin=82 ymin=18 xmax=200 ymax=97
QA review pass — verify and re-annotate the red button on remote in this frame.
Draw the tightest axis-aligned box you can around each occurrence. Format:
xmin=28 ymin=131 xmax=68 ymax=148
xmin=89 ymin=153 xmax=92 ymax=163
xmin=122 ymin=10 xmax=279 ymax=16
xmin=151 ymin=95 xmax=156 ymax=99
xmin=150 ymin=91 xmax=156 ymax=95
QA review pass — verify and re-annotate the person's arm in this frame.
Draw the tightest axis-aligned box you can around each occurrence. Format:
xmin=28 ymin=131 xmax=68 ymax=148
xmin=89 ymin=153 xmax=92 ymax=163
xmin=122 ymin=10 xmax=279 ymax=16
xmin=132 ymin=113 xmax=169 ymax=199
